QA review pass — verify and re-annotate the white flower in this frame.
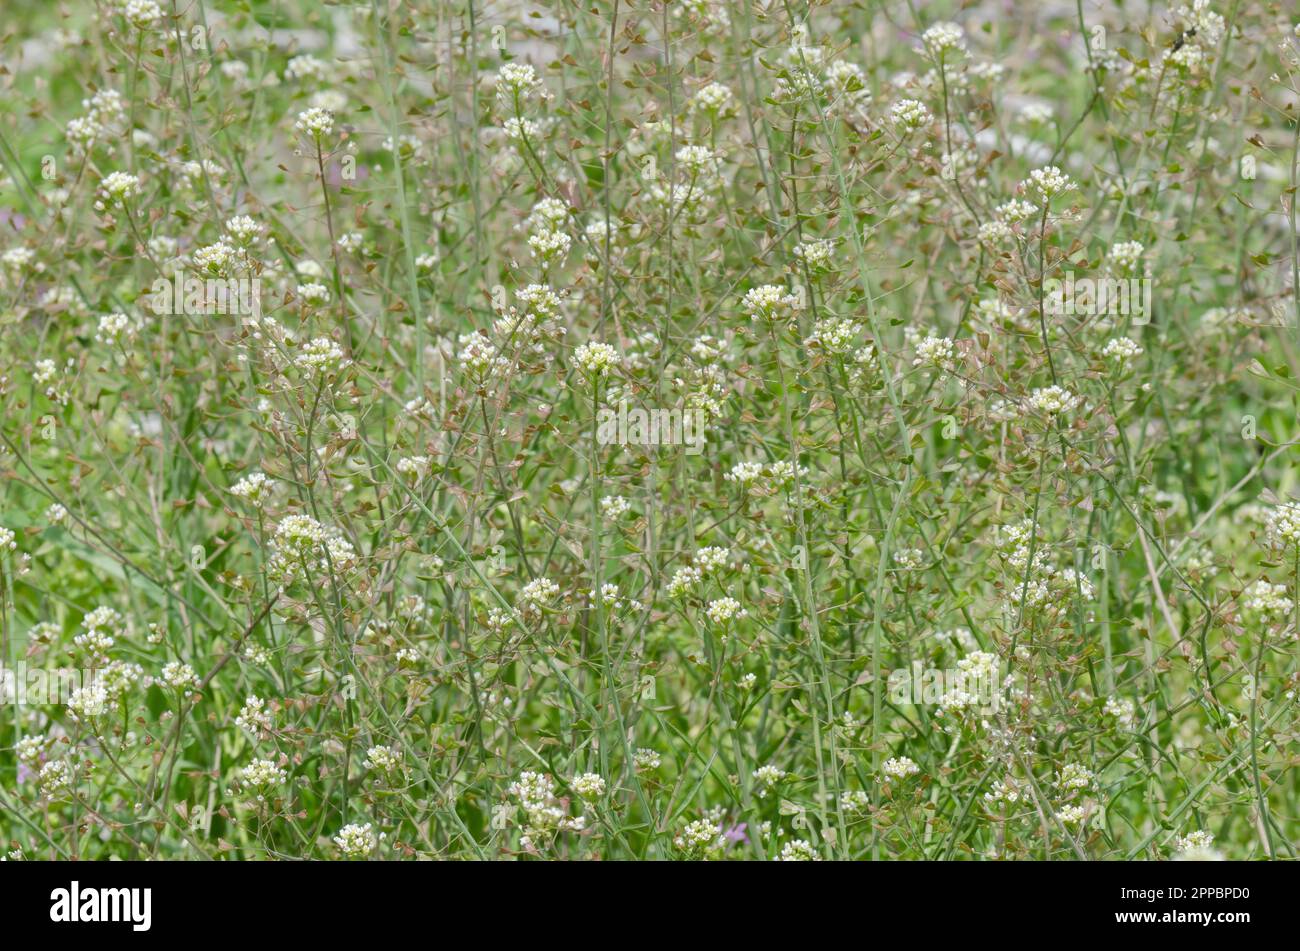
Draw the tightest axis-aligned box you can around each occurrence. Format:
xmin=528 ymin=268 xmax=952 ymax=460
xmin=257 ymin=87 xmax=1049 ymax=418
xmin=1174 ymin=829 xmax=1215 ymax=853
xmin=675 ymin=818 xmax=726 ymax=856
xmin=882 ymin=756 xmax=920 ymax=780
xmin=1027 ymin=385 xmax=1082 ymax=417
xmin=122 ymin=0 xmax=163 ymax=30
xmin=572 ymin=772 xmax=606 ymax=799
xmin=573 ymin=341 xmax=619 ymax=378
xmin=1109 ymin=240 xmax=1145 ymax=272
xmin=633 ymin=749 xmax=661 ymax=773
xmin=1056 ymin=763 xmax=1095 ymax=790
xmin=503 ymin=117 xmax=540 ymax=141
xmin=240 ymin=758 xmax=287 ymax=789
xmin=161 ymin=661 xmax=198 ymax=691
xmin=1264 ymin=501 xmax=1300 ymax=550
xmin=1056 ymin=804 xmax=1087 ymax=824
xmin=1241 ymin=579 xmax=1292 ymax=623
xmin=692 ymin=82 xmax=735 ymax=116
xmin=334 ymin=822 xmax=382 ymax=858
xmin=890 ymin=99 xmax=932 ymax=132
xmin=1104 ymin=695 xmax=1136 ymax=729
xmin=495 ymin=63 xmax=544 ymax=106
xmin=297 ymin=282 xmax=331 ymax=307
xmin=778 ymin=839 xmax=820 ymax=861
xmin=741 ymin=284 xmax=798 ymax=321
xmin=231 ymin=471 xmax=273 ymax=507
xmin=67 ymin=683 xmax=108 ymax=721
xmin=1101 ymin=337 xmax=1143 ymax=367
xmin=363 ymin=745 xmax=403 ymax=774
xmin=675 ymin=144 xmax=719 ymax=178
xmin=96 ymin=171 xmax=141 ymax=207
xmin=40 ymin=760 xmax=72 ymax=796
xmin=1024 ymin=165 xmax=1076 ymax=200
xmin=793 ymin=238 xmax=836 ymax=274
xmin=913 ymin=335 xmax=957 ymax=373
xmin=294 ymin=107 xmax=335 ymax=138
xmin=236 ymin=695 xmax=273 ymax=734
xmin=920 ymin=22 xmax=967 ymax=59
xmin=520 ymin=576 xmax=561 ymax=609
xmin=284 ymin=54 xmax=326 ymax=82
xmin=225 ymin=215 xmax=264 ymax=246
xmin=840 ymin=790 xmax=870 ymax=815
xmin=295 ymin=336 xmax=348 ymax=372
xmin=705 ymin=596 xmax=747 ymax=625
xmin=752 ymin=764 xmax=786 ymax=797
xmin=600 ymin=495 xmax=630 ymax=519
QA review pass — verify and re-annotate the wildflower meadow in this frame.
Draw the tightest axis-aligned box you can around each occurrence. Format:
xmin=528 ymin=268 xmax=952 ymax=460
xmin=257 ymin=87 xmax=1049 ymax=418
xmin=0 ymin=0 xmax=1298 ymax=864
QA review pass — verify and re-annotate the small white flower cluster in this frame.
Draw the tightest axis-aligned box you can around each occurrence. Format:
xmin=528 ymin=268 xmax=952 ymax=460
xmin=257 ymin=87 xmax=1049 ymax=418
xmin=1056 ymin=763 xmax=1095 ymax=790
xmin=363 ymin=745 xmax=404 ymax=777
xmin=1173 ymin=829 xmax=1214 ymax=854
xmin=984 ymin=777 xmax=1021 ymax=805
xmin=296 ymin=282 xmax=331 ymax=308
xmin=600 ymin=495 xmax=630 ymax=519
xmin=121 ymin=0 xmax=163 ymax=31
xmin=691 ymin=82 xmax=736 ymax=118
xmin=1101 ymin=337 xmax=1143 ymax=368
xmin=571 ymin=772 xmax=606 ymax=799
xmin=161 ymin=661 xmax=198 ymax=692
xmin=40 ymin=760 xmax=73 ymax=797
xmin=1264 ymin=501 xmax=1300 ymax=551
xmin=507 ymin=770 xmax=586 ymax=850
xmin=267 ymin=514 xmax=358 ymax=584
xmin=1056 ymin=804 xmax=1087 ymax=825
xmin=674 ymin=817 xmax=727 ymax=858
xmin=1165 ymin=1 xmax=1226 ymax=72
xmin=793 ymin=238 xmax=836 ymax=274
xmin=995 ymin=518 xmax=1096 ymax=613
xmin=95 ymin=171 xmax=141 ymax=210
xmin=633 ymin=748 xmax=661 ymax=773
xmin=1023 ymin=165 xmax=1076 ymax=201
xmin=705 ymin=596 xmax=747 ymax=626
xmin=778 ymin=839 xmax=820 ymax=861
xmin=67 ymin=683 xmax=109 ymax=722
xmin=740 ymin=284 xmax=799 ymax=322
xmin=284 ymin=54 xmax=326 ymax=83
xmin=724 ymin=459 xmax=809 ymax=495
xmin=294 ymin=336 xmax=348 ymax=373
xmin=495 ymin=62 xmax=544 ymax=108
xmin=934 ymin=651 xmax=1003 ymax=724
xmin=518 ymin=576 xmax=561 ymax=617
xmin=919 ymin=22 xmax=967 ymax=60
xmin=231 ymin=471 xmax=274 ymax=508
xmin=804 ymin=317 xmax=861 ymax=355
xmin=913 ymin=335 xmax=958 ymax=375
xmin=573 ymin=340 xmax=620 ymax=378
xmin=76 ymin=606 xmax=125 ymax=660
xmin=1104 ymin=695 xmax=1136 ymax=730
xmin=840 ymin=789 xmax=871 ymax=815
xmin=1240 ymin=579 xmax=1292 ymax=625
xmin=1109 ymin=240 xmax=1145 ymax=273
xmin=65 ymin=89 xmax=126 ymax=154
xmin=334 ymin=822 xmax=383 ymax=858
xmin=752 ymin=764 xmax=786 ymax=798
xmin=882 ymin=756 xmax=920 ymax=780
xmin=890 ymin=98 xmax=932 ymax=132
xmin=1027 ymin=385 xmax=1082 ymax=417
xmin=293 ymin=107 xmax=335 ymax=139
xmin=239 ymin=758 xmax=287 ymax=793
xmin=236 ymin=695 xmax=273 ymax=734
